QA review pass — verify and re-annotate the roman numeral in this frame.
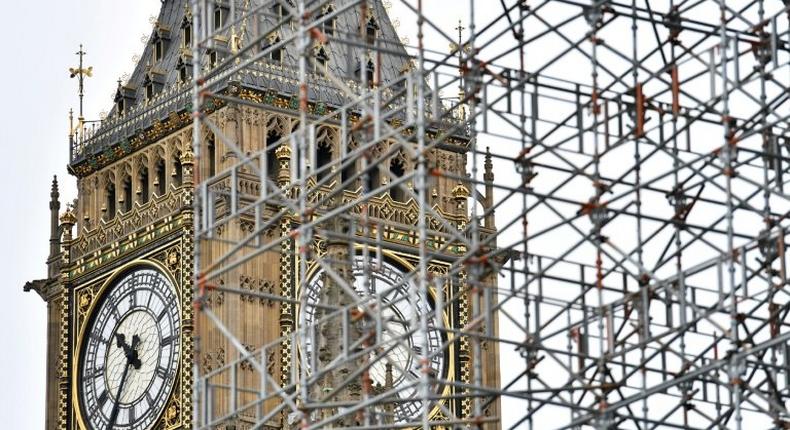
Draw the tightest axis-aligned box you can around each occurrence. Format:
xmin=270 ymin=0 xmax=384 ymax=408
xmin=98 ymin=390 xmax=108 ymax=407
xmin=85 ymin=366 xmax=104 ymax=379
xmin=145 ymin=392 xmax=154 ymax=407
xmin=156 ymin=365 xmax=169 ymax=379
xmin=161 ymin=335 xmax=176 ymax=346
xmin=129 ymin=405 xmax=136 ymax=423
xmin=158 ymin=308 xmax=168 ymax=322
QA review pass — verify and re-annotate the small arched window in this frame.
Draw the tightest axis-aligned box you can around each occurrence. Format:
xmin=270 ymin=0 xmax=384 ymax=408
xmin=143 ymin=72 xmax=164 ymax=101
xmin=266 ymin=131 xmax=281 ymax=183
xmin=182 ymin=19 xmax=192 ymax=48
xmin=143 ymin=74 xmax=155 ymax=101
xmin=390 ymin=158 xmax=405 ymax=201
xmin=139 ymin=167 xmax=150 ymax=203
xmin=315 ymin=46 xmax=329 ymax=71
xmin=366 ymin=17 xmax=379 ymax=42
xmin=172 ymin=155 xmax=183 ymax=187
xmin=274 ymin=4 xmax=288 ymax=19
xmin=121 ymin=176 xmax=133 ymax=213
xmin=105 ymin=183 xmax=116 ymax=220
xmin=178 ymin=57 xmax=192 ymax=82
xmin=321 ymin=7 xmax=336 ymax=36
xmin=316 ymin=141 xmax=332 ymax=182
xmin=366 ymin=60 xmax=375 ymax=86
xmin=265 ymin=35 xmax=283 ymax=63
xmin=341 ymin=159 xmax=356 ymax=188
xmin=154 ymin=159 xmax=167 ymax=196
xmin=214 ymin=6 xmax=224 ymax=31
xmin=153 ymin=35 xmax=165 ymax=62
xmin=207 ymin=135 xmax=216 ymax=177
xmin=365 ymin=164 xmax=381 ymax=193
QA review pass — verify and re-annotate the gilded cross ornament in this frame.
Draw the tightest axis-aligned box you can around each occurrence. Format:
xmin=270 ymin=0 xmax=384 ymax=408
xmin=68 ymin=44 xmax=93 ymax=126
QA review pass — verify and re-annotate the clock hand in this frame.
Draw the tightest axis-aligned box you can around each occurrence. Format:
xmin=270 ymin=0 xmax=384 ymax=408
xmin=106 ymin=355 xmax=131 ymax=430
xmin=129 ymin=334 xmax=142 ymax=370
xmin=115 ymin=332 xmax=127 ymax=349
xmin=107 ymin=333 xmax=143 ymax=429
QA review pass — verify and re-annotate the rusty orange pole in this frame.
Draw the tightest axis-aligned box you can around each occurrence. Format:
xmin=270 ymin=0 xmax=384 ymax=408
xmin=635 ymin=83 xmax=645 ymax=137
xmin=671 ymin=66 xmax=680 ymax=116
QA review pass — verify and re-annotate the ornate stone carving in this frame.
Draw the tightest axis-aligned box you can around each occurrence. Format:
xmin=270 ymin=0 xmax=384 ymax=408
xmin=71 ymin=189 xmax=186 ymax=259
xmin=202 ymin=347 xmax=226 ymax=373
xmin=239 ymin=343 xmax=256 ymax=372
xmin=240 ymin=275 xmax=275 ymax=306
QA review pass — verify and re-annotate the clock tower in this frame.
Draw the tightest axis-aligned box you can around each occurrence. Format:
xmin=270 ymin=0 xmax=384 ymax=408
xmin=26 ymin=1 xmax=501 ymax=429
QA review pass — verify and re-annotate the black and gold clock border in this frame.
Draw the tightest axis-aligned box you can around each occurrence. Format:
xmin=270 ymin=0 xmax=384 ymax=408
xmin=61 ymin=234 xmax=194 ymax=430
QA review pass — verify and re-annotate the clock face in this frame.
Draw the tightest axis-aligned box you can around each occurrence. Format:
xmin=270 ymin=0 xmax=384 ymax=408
xmin=79 ymin=268 xmax=181 ymax=430
xmin=302 ymin=258 xmax=446 ymax=422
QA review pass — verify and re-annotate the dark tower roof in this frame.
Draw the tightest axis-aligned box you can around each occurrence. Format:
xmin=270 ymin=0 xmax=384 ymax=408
xmin=70 ymin=0 xmax=413 ymax=173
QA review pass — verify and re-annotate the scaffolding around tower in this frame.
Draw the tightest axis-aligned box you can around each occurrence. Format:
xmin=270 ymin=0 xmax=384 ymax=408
xmin=187 ymin=1 xmax=790 ymax=429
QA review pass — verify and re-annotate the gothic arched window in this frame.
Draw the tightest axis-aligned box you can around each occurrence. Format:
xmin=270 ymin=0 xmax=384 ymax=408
xmin=153 ymin=34 xmax=165 ymax=62
xmin=155 ymin=158 xmax=167 ymax=196
xmin=121 ymin=175 xmax=133 ymax=213
xmin=144 ymin=76 xmax=155 ymax=101
xmin=320 ymin=7 xmax=336 ymax=36
xmin=264 ymin=35 xmax=283 ymax=63
xmin=266 ymin=131 xmax=281 ymax=183
xmin=390 ymin=157 xmax=406 ymax=201
xmin=207 ymin=135 xmax=216 ymax=177
xmin=105 ymin=183 xmax=116 ymax=220
xmin=366 ymin=164 xmax=381 ymax=193
xmin=366 ymin=17 xmax=379 ymax=42
xmin=139 ymin=166 xmax=150 ymax=203
xmin=315 ymin=46 xmax=329 ymax=71
xmin=178 ymin=57 xmax=192 ymax=83
xmin=213 ymin=6 xmax=224 ymax=31
xmin=316 ymin=141 xmax=332 ymax=182
xmin=172 ymin=155 xmax=183 ymax=187
xmin=181 ymin=18 xmax=192 ymax=48
xmin=366 ymin=59 xmax=375 ymax=86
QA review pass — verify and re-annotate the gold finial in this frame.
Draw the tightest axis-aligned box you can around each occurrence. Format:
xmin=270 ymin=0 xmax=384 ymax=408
xmin=60 ymin=207 xmax=77 ymax=227
xmin=275 ymin=145 xmax=292 ymax=160
xmin=179 ymin=150 xmax=195 ymax=165
xmin=69 ymin=44 xmax=93 ymax=122
xmin=452 ymin=183 xmax=471 ymax=201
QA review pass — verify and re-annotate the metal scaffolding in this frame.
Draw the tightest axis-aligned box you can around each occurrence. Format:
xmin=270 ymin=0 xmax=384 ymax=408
xmin=189 ymin=0 xmax=790 ymax=429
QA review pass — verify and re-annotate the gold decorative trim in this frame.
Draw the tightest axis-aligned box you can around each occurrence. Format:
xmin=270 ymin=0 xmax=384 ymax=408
xmin=278 ymin=216 xmax=294 ymax=426
xmin=71 ymin=188 xmax=187 ymax=261
xmin=69 ymin=241 xmax=189 ymax=430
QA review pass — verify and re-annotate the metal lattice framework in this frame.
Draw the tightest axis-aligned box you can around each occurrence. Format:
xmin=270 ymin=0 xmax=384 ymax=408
xmin=189 ymin=0 xmax=790 ymax=429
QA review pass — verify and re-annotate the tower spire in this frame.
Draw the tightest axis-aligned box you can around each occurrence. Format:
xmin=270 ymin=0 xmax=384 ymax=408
xmin=47 ymin=175 xmax=61 ymax=278
xmin=484 ymin=147 xmax=495 ymax=228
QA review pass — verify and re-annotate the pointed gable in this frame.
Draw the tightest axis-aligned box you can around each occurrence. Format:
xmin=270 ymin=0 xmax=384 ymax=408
xmin=71 ymin=0 xmax=412 ymax=173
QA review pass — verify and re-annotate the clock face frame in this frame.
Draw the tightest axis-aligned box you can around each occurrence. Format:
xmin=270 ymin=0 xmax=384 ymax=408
xmin=77 ymin=267 xmax=181 ymax=430
xmin=300 ymin=256 xmax=447 ymax=422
